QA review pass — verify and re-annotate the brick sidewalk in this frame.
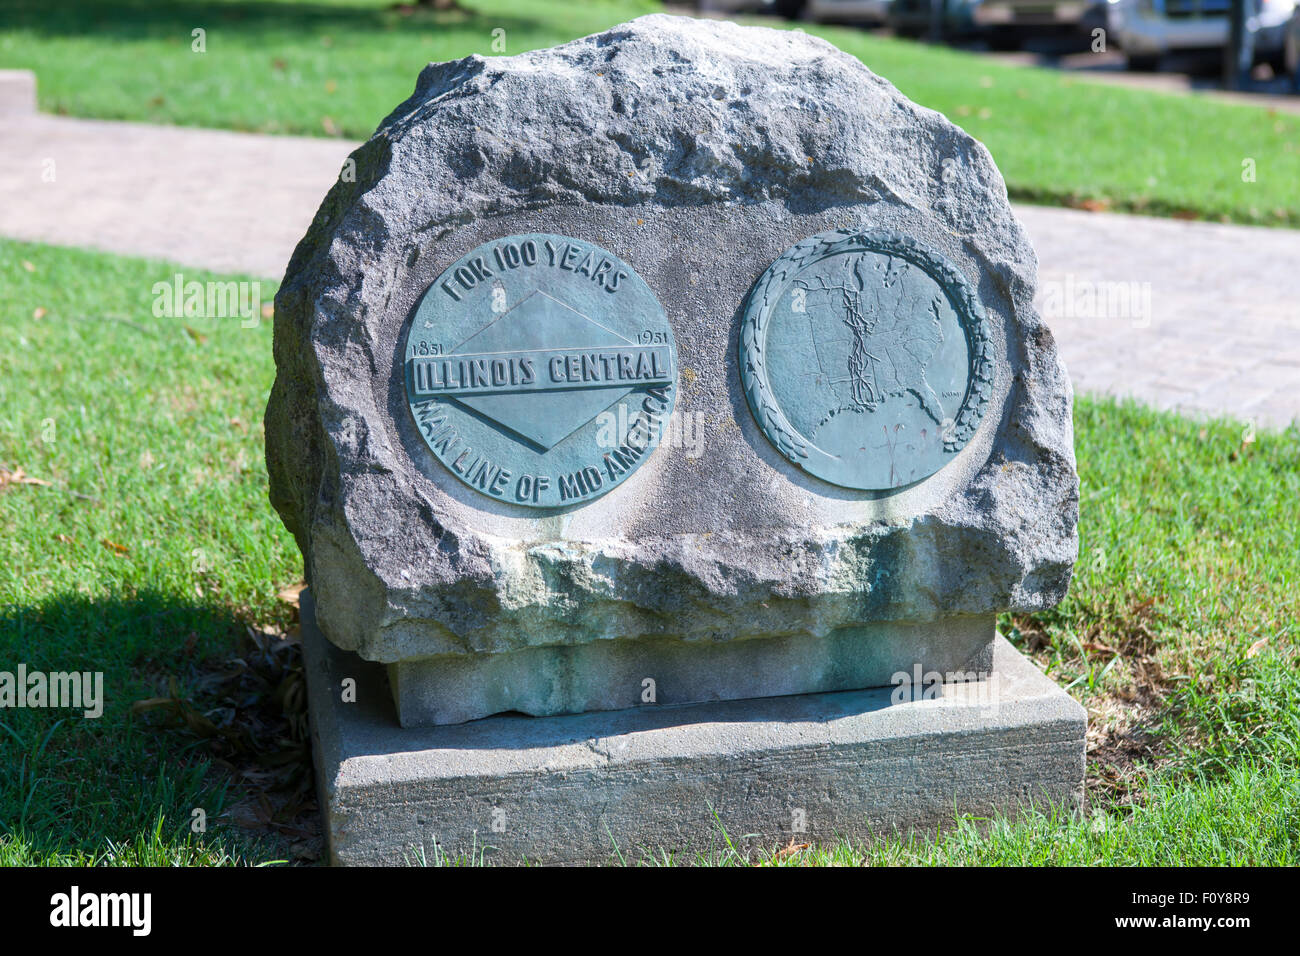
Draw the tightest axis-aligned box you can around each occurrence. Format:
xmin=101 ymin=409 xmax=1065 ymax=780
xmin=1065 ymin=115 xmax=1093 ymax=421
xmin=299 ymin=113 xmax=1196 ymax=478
xmin=2 ymin=113 xmax=1297 ymax=428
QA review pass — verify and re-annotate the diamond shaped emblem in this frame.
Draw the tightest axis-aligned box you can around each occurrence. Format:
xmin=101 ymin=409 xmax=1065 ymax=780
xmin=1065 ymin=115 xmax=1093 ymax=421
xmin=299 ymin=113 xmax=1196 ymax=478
xmin=452 ymin=291 xmax=637 ymax=451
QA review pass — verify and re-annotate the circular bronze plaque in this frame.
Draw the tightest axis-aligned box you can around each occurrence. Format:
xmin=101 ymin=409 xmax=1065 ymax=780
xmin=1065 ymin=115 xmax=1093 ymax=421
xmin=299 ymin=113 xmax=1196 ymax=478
xmin=740 ymin=229 xmax=992 ymax=491
xmin=404 ymin=234 xmax=677 ymax=508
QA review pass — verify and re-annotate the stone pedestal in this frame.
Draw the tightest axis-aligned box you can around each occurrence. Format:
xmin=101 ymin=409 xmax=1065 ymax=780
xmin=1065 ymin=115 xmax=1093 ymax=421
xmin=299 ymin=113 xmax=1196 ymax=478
xmin=305 ymin=591 xmax=1085 ymax=866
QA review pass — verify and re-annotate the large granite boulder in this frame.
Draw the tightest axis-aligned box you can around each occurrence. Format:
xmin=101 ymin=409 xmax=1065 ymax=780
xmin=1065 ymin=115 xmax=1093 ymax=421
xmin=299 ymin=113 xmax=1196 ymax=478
xmin=265 ymin=14 xmax=1077 ymax=725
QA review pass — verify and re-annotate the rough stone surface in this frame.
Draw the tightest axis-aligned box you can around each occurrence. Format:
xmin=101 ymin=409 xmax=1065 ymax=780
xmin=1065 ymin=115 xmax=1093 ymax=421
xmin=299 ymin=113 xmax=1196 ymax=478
xmin=266 ymin=16 xmax=1077 ymax=705
xmin=302 ymin=591 xmax=1086 ymax=865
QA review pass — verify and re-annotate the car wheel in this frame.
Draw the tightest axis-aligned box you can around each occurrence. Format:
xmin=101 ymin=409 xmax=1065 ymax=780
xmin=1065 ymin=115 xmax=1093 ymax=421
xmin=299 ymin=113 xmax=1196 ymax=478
xmin=1125 ymin=54 xmax=1162 ymax=71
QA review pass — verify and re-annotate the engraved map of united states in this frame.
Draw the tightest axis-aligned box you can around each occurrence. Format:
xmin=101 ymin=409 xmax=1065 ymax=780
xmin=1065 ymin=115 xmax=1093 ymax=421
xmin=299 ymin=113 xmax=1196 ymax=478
xmin=795 ymin=253 xmax=947 ymax=435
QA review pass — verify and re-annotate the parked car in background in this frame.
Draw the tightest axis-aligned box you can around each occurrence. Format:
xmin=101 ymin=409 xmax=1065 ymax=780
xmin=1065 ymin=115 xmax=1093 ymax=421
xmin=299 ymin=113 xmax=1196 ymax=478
xmin=1113 ymin=0 xmax=1296 ymax=71
xmin=887 ymin=0 xmax=984 ymax=39
xmin=1286 ymin=1 xmax=1300 ymax=87
xmin=970 ymin=0 xmax=1113 ymax=48
xmin=695 ymin=0 xmax=809 ymax=18
xmin=807 ymin=0 xmax=894 ymax=24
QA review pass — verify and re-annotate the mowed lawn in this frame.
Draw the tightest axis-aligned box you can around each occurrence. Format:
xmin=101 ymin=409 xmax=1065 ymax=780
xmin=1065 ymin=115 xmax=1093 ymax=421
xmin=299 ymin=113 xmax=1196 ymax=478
xmin=1 ymin=238 xmax=1297 ymax=864
xmin=1 ymin=0 xmax=1298 ymax=226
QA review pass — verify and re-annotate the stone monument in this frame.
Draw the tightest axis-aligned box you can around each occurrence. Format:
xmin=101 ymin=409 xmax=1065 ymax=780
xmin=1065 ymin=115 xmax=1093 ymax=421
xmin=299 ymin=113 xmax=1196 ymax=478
xmin=266 ymin=14 xmax=1084 ymax=865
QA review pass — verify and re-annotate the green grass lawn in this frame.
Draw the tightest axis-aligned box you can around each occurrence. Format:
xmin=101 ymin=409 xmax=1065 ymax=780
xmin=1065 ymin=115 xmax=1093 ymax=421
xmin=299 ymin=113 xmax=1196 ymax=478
xmin=0 ymin=240 xmax=301 ymax=864
xmin=1 ymin=0 xmax=1298 ymax=226
xmin=1 ymin=237 xmax=1297 ymax=865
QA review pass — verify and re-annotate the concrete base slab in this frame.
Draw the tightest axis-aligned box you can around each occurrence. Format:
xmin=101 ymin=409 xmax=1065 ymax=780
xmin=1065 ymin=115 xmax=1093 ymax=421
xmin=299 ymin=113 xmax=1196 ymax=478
xmin=0 ymin=71 xmax=36 ymax=114
xmin=303 ymin=591 xmax=1085 ymax=865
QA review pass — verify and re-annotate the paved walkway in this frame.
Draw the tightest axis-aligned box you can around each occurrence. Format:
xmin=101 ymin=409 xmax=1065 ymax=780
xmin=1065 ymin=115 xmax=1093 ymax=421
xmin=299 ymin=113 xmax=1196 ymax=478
xmin=2 ymin=113 xmax=1297 ymax=429
xmin=0 ymin=114 xmax=347 ymax=278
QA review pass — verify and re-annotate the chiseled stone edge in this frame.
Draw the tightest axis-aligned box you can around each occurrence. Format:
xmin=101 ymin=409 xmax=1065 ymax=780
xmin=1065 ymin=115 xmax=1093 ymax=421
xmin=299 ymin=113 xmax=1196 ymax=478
xmin=387 ymin=614 xmax=995 ymax=725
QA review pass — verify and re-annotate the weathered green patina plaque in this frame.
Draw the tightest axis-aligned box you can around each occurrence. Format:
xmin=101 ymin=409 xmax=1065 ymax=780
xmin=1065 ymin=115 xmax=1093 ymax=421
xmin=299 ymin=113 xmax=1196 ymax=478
xmin=404 ymin=234 xmax=677 ymax=508
xmin=740 ymin=229 xmax=992 ymax=490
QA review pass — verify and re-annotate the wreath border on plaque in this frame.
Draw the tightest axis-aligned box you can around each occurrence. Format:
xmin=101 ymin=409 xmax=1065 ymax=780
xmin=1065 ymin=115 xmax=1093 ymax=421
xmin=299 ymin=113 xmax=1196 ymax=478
xmin=739 ymin=228 xmax=994 ymax=481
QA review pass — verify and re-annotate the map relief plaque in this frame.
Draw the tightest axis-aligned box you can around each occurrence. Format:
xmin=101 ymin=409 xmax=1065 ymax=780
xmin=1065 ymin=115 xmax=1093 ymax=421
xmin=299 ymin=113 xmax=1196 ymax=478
xmin=740 ymin=229 xmax=993 ymax=491
xmin=404 ymin=234 xmax=677 ymax=508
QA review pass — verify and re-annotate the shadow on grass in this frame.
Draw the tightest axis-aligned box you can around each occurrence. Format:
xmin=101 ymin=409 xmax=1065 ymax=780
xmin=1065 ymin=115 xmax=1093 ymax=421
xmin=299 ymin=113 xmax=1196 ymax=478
xmin=0 ymin=590 xmax=315 ymax=863
xmin=2 ymin=588 xmax=259 ymax=670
